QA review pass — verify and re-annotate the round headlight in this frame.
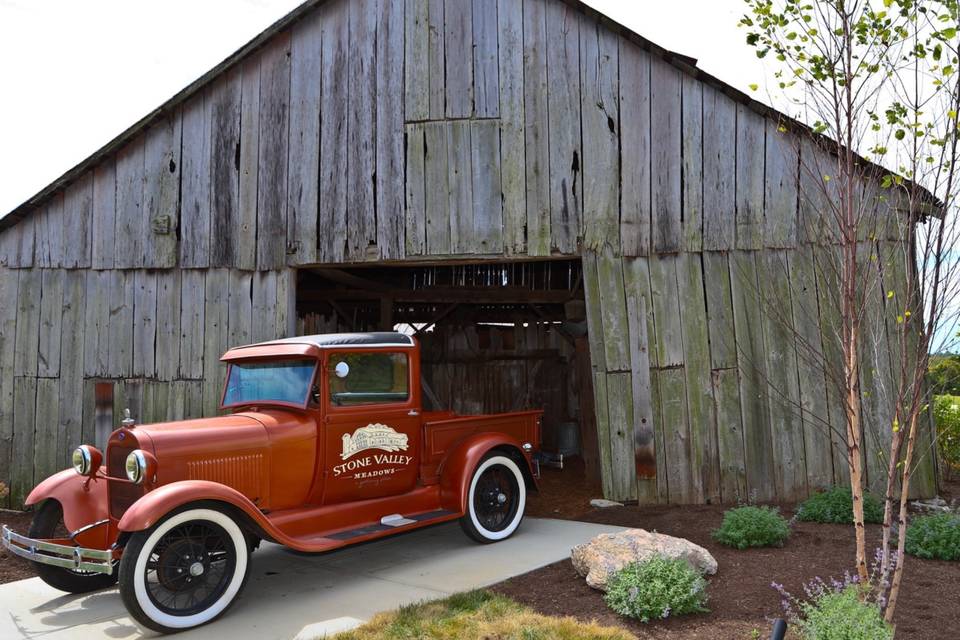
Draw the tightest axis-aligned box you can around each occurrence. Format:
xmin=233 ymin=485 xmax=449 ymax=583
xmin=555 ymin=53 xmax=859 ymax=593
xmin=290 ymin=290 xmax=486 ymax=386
xmin=72 ymin=447 xmax=90 ymax=475
xmin=125 ymin=450 xmax=146 ymax=484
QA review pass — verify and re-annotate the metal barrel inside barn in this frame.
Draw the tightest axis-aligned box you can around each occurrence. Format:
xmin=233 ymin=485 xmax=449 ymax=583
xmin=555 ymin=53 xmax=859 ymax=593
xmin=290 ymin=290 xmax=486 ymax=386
xmin=0 ymin=0 xmax=937 ymax=509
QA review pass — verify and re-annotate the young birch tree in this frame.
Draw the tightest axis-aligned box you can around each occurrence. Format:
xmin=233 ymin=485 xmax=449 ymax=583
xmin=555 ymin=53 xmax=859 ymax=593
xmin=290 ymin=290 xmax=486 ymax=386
xmin=742 ymin=0 xmax=960 ymax=624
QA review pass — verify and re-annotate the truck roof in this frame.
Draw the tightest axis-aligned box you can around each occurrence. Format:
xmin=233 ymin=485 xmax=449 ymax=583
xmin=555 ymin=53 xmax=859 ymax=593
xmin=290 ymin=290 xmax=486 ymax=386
xmin=221 ymin=332 xmax=416 ymax=361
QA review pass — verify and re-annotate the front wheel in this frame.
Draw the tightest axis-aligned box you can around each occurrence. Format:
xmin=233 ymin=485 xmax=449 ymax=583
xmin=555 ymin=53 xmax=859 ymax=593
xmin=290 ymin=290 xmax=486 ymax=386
xmin=28 ymin=500 xmax=118 ymax=593
xmin=118 ymin=507 xmax=251 ymax=633
xmin=459 ymin=454 xmax=526 ymax=543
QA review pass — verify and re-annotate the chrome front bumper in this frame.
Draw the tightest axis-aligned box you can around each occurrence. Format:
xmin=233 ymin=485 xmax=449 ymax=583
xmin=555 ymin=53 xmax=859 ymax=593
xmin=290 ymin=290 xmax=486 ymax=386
xmin=1 ymin=525 xmax=114 ymax=575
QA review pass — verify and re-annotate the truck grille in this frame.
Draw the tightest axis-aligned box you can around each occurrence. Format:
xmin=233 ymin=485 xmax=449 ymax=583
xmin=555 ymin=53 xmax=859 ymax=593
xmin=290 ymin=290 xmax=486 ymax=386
xmin=107 ymin=440 xmax=144 ymax=519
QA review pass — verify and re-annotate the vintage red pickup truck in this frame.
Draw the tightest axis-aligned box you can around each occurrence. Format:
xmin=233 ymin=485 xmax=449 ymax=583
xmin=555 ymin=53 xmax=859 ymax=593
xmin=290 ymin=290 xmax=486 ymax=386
xmin=2 ymin=332 xmax=542 ymax=632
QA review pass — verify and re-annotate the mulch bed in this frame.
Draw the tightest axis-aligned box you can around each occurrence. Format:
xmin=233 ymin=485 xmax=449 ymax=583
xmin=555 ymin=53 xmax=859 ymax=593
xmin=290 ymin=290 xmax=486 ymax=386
xmin=0 ymin=510 xmax=37 ymax=585
xmin=498 ymin=471 xmax=960 ymax=640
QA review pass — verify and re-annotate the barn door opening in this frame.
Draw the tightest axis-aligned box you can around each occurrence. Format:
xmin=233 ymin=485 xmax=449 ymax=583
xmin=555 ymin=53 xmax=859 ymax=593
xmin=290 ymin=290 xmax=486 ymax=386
xmin=294 ymin=259 xmax=603 ymax=491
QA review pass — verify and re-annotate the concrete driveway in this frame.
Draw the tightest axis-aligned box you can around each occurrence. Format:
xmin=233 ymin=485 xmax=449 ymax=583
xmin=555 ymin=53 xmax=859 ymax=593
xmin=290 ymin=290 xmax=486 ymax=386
xmin=0 ymin=518 xmax=626 ymax=639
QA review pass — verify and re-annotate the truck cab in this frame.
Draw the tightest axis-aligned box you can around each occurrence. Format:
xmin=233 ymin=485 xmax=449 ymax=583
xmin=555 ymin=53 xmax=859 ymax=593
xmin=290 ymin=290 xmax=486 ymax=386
xmin=3 ymin=332 xmax=542 ymax=634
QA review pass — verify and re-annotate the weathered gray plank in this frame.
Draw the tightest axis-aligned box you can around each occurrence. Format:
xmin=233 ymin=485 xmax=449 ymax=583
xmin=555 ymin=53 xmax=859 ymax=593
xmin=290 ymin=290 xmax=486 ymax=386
xmin=427 ymin=0 xmax=446 ymax=119
xmin=545 ymin=2 xmax=580 ymax=253
xmin=91 ymin=159 xmax=116 ymax=270
xmin=179 ymin=270 xmax=205 ymax=379
xmin=649 ymin=369 xmax=669 ymax=502
xmin=10 ymin=377 xmax=37 ymax=506
xmin=405 ymin=123 xmax=427 ymax=256
xmin=606 ymin=371 xmax=637 ymax=502
xmin=132 ymin=271 xmax=158 ymax=377
xmin=114 ymin=139 xmax=145 ymax=268
xmin=424 ymin=122 xmax=451 ymax=254
xmin=702 ymin=251 xmax=737 ymax=369
xmin=82 ymin=270 xmax=110 ymax=377
xmin=252 ymin=271 xmax=280 ymax=343
xmin=62 ymin=172 xmax=93 ymax=269
xmin=764 ymin=119 xmax=800 ymax=248
xmin=702 ymin=85 xmax=736 ymax=251
xmin=319 ymin=1 xmax=348 ymax=263
xmin=626 ymin=290 xmax=657 ymax=502
xmin=143 ymin=112 xmax=181 ymax=268
xmin=33 ymin=378 xmax=59 ymax=483
xmin=682 ymin=76 xmax=703 ymax=252
xmin=376 ymin=0 xmax=405 ymax=260
xmin=619 ymin=39 xmax=651 ymax=257
xmin=729 ymin=250 xmax=776 ymax=500
xmin=760 ymin=250 xmax=807 ymax=500
xmin=237 ymin=56 xmax=261 ymax=270
xmin=497 ymin=0 xmax=525 ymax=255
xmin=0 ymin=269 xmax=18 ymax=500
xmin=202 ymin=269 xmax=230 ymax=415
xmin=799 ymin=139 xmax=840 ymax=245
xmin=229 ymin=271 xmax=253 ymax=348
xmin=596 ymin=250 xmax=630 ymax=372
xmin=523 ymin=0 xmax=550 ymax=256
xmin=180 ymin=90 xmax=212 ymax=268
xmin=651 ymin=57 xmax=682 ymax=253
xmin=34 ymin=194 xmax=64 ymax=269
xmin=444 ymin=0 xmax=474 ymax=118
xmin=169 ymin=380 xmax=204 ymax=421
xmin=448 ymin=122 xmax=475 ymax=254
xmin=472 ymin=0 xmax=499 ymax=118
xmin=107 ymin=270 xmax=134 ymax=377
xmin=470 ymin=120 xmax=503 ymax=253
xmin=581 ymin=20 xmax=620 ymax=253
xmin=736 ymin=106 xmax=765 ymax=250
xmin=257 ymin=33 xmax=291 ymax=269
xmin=659 ymin=367 xmax=693 ymax=503
xmin=57 ymin=270 xmax=85 ymax=468
xmin=6 ymin=215 xmax=35 ymax=268
xmin=209 ymin=71 xmax=242 ymax=268
xmin=404 ymin=0 xmax=430 ymax=121
xmin=347 ymin=0 xmax=377 ymax=261
xmin=155 ymin=270 xmax=182 ymax=380
xmin=581 ymin=252 xmax=607 ymax=373
xmin=286 ymin=9 xmax=322 ymax=266
xmin=14 ymin=269 xmax=41 ymax=377
xmin=623 ymin=256 xmax=658 ymax=368
xmin=713 ymin=368 xmax=747 ymax=502
xmin=591 ymin=370 xmax=613 ymax=498
xmin=37 ymin=269 xmax=64 ymax=377
xmin=648 ymin=255 xmax=683 ymax=367
xmin=678 ymin=252 xmax=717 ymax=503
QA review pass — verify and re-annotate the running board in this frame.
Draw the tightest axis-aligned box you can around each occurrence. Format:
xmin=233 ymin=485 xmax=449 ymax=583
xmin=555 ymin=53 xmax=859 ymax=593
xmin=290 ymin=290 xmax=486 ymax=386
xmin=327 ymin=509 xmax=457 ymax=541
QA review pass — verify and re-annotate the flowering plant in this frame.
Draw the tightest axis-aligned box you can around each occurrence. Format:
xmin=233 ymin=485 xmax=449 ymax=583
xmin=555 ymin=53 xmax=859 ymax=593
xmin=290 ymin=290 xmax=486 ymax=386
xmin=604 ymin=556 xmax=708 ymax=623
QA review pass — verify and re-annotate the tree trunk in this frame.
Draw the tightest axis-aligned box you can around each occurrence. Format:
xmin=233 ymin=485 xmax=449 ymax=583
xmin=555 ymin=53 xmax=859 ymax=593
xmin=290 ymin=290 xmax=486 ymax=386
xmin=884 ymin=410 xmax=920 ymax=623
xmin=843 ymin=326 xmax=869 ymax=585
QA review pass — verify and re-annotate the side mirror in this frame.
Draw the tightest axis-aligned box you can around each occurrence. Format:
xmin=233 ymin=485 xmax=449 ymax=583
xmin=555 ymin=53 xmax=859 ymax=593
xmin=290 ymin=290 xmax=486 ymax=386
xmin=334 ymin=361 xmax=350 ymax=378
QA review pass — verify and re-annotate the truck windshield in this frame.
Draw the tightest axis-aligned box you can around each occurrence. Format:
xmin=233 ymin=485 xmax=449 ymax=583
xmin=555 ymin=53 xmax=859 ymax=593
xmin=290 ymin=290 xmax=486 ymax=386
xmin=223 ymin=359 xmax=316 ymax=407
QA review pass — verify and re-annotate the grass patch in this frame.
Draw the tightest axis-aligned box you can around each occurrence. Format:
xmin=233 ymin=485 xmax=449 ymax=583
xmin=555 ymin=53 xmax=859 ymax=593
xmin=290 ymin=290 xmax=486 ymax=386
xmin=333 ymin=590 xmax=633 ymax=640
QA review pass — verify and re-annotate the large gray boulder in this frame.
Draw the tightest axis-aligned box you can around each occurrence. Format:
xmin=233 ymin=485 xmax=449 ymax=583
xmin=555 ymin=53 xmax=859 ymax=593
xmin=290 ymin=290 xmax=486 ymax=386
xmin=571 ymin=528 xmax=718 ymax=591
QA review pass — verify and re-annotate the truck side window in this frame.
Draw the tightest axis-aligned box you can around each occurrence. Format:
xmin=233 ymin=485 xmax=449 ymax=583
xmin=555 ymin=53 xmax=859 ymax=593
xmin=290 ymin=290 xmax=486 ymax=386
xmin=328 ymin=352 xmax=409 ymax=406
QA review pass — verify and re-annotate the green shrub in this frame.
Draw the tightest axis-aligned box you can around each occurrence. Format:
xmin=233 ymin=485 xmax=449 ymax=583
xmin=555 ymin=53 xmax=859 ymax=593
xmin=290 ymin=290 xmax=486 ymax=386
xmin=797 ymin=585 xmax=892 ymax=640
xmin=712 ymin=506 xmax=791 ymax=549
xmin=603 ymin=556 xmax=708 ymax=623
xmin=796 ymin=486 xmax=884 ymax=524
xmin=933 ymin=394 xmax=960 ymax=470
xmin=905 ymin=513 xmax=960 ymax=561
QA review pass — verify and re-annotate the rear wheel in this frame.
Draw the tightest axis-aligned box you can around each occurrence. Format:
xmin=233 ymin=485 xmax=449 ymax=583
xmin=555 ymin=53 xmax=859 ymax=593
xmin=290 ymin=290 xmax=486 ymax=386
xmin=28 ymin=500 xmax=118 ymax=593
xmin=118 ymin=507 xmax=251 ymax=633
xmin=459 ymin=454 xmax=526 ymax=543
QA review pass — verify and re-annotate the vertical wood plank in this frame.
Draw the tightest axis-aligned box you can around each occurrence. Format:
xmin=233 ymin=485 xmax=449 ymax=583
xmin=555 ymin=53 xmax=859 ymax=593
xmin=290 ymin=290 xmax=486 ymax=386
xmin=209 ymin=71 xmax=242 ymax=267
xmin=404 ymin=0 xmax=430 ymax=121
xmin=444 ymin=0 xmax=473 ymax=118
xmin=319 ymin=2 xmax=348 ymax=263
xmin=57 ymin=270 xmax=85 ymax=468
xmin=591 ymin=370 xmax=613 ymax=498
xmin=252 ymin=271 xmax=279 ymax=343
xmin=155 ymin=270 xmax=182 ymax=381
xmin=659 ymin=367 xmax=693 ymax=503
xmin=606 ymin=371 xmax=637 ymax=502
xmin=37 ymin=269 xmax=64 ymax=378
xmin=545 ymin=1 xmax=580 ymax=254
xmin=34 ymin=197 xmax=63 ymax=269
xmin=703 ymin=251 xmax=737 ymax=369
xmin=713 ymin=368 xmax=747 ymax=502
xmin=0 ymin=269 xmax=18 ymax=500
xmin=424 ymin=122 xmax=451 ymax=254
xmin=427 ymin=0 xmax=446 ymax=119
xmin=702 ymin=85 xmax=736 ymax=251
xmin=238 ymin=56 xmax=261 ymax=271
xmin=202 ymin=270 xmax=230 ymax=415
xmin=596 ymin=250 xmax=630 ymax=372
xmin=624 ymin=257 xmax=658 ymax=368
xmin=649 ymin=369 xmax=669 ymax=502
xmin=377 ymin=0 xmax=406 ymax=260
xmin=523 ymin=0 xmax=550 ymax=256
xmin=10 ymin=377 xmax=37 ymax=506
xmin=651 ymin=58 xmax=682 ymax=253
xmin=179 ymin=270 xmax=205 ymax=379
xmin=581 ymin=20 xmax=620 ymax=253
xmin=405 ymin=123 xmax=427 ymax=256
xmin=347 ymin=0 xmax=378 ymax=261
xmin=14 ymin=269 xmax=41 ymax=377
xmin=229 ymin=271 xmax=253 ymax=348
xmin=132 ymin=271 xmax=158 ymax=377
xmin=648 ymin=255 xmax=683 ymax=367
xmin=626 ymin=288 xmax=657 ymax=502
xmin=107 ymin=271 xmax=134 ymax=377
xmin=83 ymin=270 xmax=109 ymax=377
xmin=470 ymin=120 xmax=503 ymax=253
xmin=472 ymin=0 xmax=499 ymax=118
xmin=114 ymin=139 xmax=145 ymax=268
xmin=2 ymin=216 xmax=35 ymax=268
xmin=764 ymin=119 xmax=800 ymax=248
xmin=448 ymin=122 xmax=474 ymax=254
xmin=257 ymin=33 xmax=291 ymax=269
xmin=92 ymin=160 xmax=116 ymax=270
xmin=498 ymin=0 xmax=526 ymax=254
xmin=581 ymin=251 xmax=607 ymax=373
xmin=681 ymin=76 xmax=703 ymax=252
xmin=619 ymin=39 xmax=651 ymax=257
xmin=736 ymin=106 xmax=765 ymax=250
xmin=33 ymin=378 xmax=59 ymax=484
xmin=180 ymin=90 xmax=212 ymax=268
xmin=143 ymin=111 xmax=182 ymax=268
xmin=287 ymin=10 xmax=322 ymax=266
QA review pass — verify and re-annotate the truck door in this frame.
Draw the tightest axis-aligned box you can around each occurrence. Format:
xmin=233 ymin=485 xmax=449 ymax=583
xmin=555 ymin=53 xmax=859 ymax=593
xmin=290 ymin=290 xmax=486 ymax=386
xmin=321 ymin=349 xmax=421 ymax=504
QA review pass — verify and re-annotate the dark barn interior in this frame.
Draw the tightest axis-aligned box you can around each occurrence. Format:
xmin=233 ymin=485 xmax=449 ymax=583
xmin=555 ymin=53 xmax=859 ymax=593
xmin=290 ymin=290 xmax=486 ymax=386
xmin=295 ymin=259 xmax=601 ymax=484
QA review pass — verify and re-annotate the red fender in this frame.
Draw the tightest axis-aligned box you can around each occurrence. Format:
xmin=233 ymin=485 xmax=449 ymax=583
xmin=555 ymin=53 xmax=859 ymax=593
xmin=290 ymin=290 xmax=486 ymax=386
xmin=438 ymin=433 xmax=538 ymax=513
xmin=25 ymin=469 xmax=111 ymax=548
xmin=117 ymin=480 xmax=277 ymax=536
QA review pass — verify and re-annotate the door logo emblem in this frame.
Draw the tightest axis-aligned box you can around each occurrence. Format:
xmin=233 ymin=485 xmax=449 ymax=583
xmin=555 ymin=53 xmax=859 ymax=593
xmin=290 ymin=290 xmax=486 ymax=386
xmin=341 ymin=424 xmax=409 ymax=460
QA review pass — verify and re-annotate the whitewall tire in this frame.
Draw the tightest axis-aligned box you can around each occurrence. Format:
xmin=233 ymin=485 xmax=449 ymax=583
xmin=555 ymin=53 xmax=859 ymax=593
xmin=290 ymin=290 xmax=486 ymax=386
xmin=460 ymin=454 xmax=527 ymax=543
xmin=119 ymin=507 xmax=251 ymax=633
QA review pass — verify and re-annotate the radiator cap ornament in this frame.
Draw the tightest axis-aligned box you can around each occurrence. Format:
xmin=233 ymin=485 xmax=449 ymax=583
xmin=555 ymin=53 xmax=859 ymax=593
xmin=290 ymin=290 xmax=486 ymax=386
xmin=121 ymin=408 xmax=136 ymax=429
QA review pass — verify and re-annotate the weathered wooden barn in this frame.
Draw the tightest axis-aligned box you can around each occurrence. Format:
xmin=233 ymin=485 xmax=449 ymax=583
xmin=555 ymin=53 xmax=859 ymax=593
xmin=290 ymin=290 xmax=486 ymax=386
xmin=0 ymin=0 xmax=937 ymax=509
